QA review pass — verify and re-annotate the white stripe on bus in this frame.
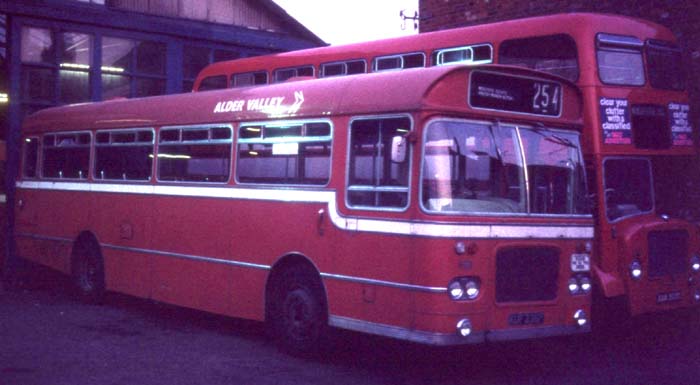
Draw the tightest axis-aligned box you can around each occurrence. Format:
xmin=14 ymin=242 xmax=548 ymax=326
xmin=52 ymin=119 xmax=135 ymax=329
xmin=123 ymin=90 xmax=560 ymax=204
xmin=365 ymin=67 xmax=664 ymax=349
xmin=16 ymin=180 xmax=593 ymax=239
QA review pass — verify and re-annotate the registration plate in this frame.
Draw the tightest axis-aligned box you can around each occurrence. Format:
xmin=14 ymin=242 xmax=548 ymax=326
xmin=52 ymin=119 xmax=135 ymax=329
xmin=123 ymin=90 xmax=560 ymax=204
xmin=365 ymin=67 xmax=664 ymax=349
xmin=508 ymin=312 xmax=545 ymax=326
xmin=657 ymin=291 xmax=681 ymax=303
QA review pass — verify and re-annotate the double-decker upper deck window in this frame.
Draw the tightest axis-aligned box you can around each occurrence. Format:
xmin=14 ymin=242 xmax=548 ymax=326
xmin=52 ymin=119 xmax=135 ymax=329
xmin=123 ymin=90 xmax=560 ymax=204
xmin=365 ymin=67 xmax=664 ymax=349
xmin=347 ymin=116 xmax=411 ymax=209
xmin=432 ymin=44 xmax=493 ymax=66
xmin=499 ymin=34 xmax=579 ymax=83
xmin=42 ymin=132 xmax=91 ymax=179
xmin=232 ymin=71 xmax=268 ymax=88
xmin=236 ymin=121 xmax=332 ymax=185
xmin=595 ymin=33 xmax=645 ymax=86
xmin=646 ymin=39 xmax=685 ymax=90
xmin=373 ymin=53 xmax=425 ymax=72
xmin=421 ymin=120 xmax=586 ymax=215
xmin=273 ymin=66 xmax=314 ymax=83
xmin=321 ymin=60 xmax=366 ymax=77
xmin=198 ymin=76 xmax=227 ymax=91
xmin=157 ymin=125 xmax=232 ymax=183
xmin=95 ymin=129 xmax=154 ymax=181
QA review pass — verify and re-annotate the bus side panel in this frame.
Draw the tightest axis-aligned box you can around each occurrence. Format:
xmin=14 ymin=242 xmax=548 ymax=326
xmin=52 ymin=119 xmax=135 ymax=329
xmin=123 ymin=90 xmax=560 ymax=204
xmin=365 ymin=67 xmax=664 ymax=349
xmin=150 ymin=195 xmax=239 ymax=317
xmin=90 ymin=191 xmax=153 ymax=299
xmin=15 ymin=188 xmax=88 ymax=274
xmin=324 ymin=230 xmax=415 ymax=331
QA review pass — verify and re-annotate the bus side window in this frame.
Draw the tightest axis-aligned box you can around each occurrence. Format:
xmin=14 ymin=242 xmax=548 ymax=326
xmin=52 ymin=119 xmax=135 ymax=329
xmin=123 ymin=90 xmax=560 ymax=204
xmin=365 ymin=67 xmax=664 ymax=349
xmin=42 ymin=132 xmax=90 ymax=179
xmin=499 ymin=34 xmax=579 ymax=83
xmin=236 ymin=121 xmax=332 ymax=185
xmin=95 ymin=129 xmax=154 ymax=181
xmin=157 ymin=126 xmax=232 ymax=183
xmin=22 ymin=137 xmax=39 ymax=178
xmin=347 ymin=116 xmax=411 ymax=209
xmin=198 ymin=75 xmax=227 ymax=91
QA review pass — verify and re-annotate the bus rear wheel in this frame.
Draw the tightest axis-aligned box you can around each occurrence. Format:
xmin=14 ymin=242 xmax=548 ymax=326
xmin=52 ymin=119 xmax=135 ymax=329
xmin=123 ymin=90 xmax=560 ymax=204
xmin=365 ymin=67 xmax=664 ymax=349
xmin=269 ymin=264 xmax=328 ymax=356
xmin=72 ymin=239 xmax=105 ymax=305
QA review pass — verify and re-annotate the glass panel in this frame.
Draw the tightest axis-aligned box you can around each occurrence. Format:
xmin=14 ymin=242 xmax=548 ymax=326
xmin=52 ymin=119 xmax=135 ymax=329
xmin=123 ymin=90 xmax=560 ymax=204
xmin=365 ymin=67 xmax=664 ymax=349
xmin=499 ymin=34 xmax=579 ymax=82
xmin=647 ymin=40 xmax=685 ymax=90
xmin=158 ymin=143 xmax=231 ymax=182
xmin=22 ymin=137 xmax=39 ymax=178
xmin=597 ymin=49 xmax=645 ymax=86
xmin=603 ymin=158 xmax=653 ymax=221
xmin=236 ymin=122 xmax=332 ymax=185
xmin=347 ymin=117 xmax=410 ymax=208
xmin=21 ymin=67 xmax=55 ymax=102
xmin=102 ymin=73 xmax=129 ymax=99
xmin=102 ymin=36 xmax=134 ymax=73
xmin=519 ymin=128 xmax=587 ymax=214
xmin=95 ymin=142 xmax=153 ymax=181
xmin=422 ymin=121 xmax=524 ymax=213
xmin=60 ymin=32 xmax=91 ymax=67
xmin=21 ymin=27 xmax=53 ymax=64
xmin=134 ymin=77 xmax=164 ymax=97
xmin=232 ymin=71 xmax=267 ymax=87
xmin=136 ymin=40 xmax=166 ymax=75
xmin=42 ymin=135 xmax=90 ymax=179
xmin=403 ymin=53 xmax=425 ymax=68
xmin=60 ymin=69 xmax=90 ymax=103
xmin=183 ymin=45 xmax=211 ymax=79
xmin=198 ymin=75 xmax=227 ymax=91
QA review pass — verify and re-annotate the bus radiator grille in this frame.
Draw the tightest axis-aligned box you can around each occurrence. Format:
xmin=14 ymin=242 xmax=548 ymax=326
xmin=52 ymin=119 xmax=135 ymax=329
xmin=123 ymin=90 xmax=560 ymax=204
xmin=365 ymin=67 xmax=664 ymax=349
xmin=495 ymin=247 xmax=559 ymax=303
xmin=648 ymin=230 xmax=687 ymax=278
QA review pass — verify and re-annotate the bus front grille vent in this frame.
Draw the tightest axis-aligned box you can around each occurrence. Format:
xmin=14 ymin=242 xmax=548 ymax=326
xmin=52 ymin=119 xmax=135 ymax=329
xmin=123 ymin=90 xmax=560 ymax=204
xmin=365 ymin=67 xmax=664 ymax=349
xmin=495 ymin=247 xmax=559 ymax=303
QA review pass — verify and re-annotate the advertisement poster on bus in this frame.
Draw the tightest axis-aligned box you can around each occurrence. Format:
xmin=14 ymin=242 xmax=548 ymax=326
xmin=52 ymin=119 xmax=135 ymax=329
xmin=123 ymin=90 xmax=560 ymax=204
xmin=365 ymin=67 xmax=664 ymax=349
xmin=669 ymin=103 xmax=693 ymax=146
xmin=599 ymin=97 xmax=631 ymax=145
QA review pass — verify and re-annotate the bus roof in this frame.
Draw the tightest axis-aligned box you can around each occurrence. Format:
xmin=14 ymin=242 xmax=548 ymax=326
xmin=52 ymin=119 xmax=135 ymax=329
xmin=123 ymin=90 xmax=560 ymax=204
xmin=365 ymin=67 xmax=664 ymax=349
xmin=194 ymin=12 xmax=676 ymax=90
xmin=23 ymin=65 xmax=582 ymax=133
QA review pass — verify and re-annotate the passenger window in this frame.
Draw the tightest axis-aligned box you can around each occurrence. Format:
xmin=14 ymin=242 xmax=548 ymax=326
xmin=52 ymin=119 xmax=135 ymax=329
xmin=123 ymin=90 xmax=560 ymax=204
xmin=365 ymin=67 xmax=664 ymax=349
xmin=595 ymin=33 xmax=644 ymax=86
xmin=321 ymin=60 xmax=366 ymax=77
xmin=42 ymin=132 xmax=91 ymax=179
xmin=432 ymin=44 xmax=493 ymax=66
xmin=22 ymin=137 xmax=39 ymax=178
xmin=373 ymin=53 xmax=425 ymax=72
xmin=347 ymin=116 xmax=411 ymax=209
xmin=499 ymin=34 xmax=579 ymax=82
xmin=198 ymin=75 xmax=227 ymax=91
xmin=273 ymin=66 xmax=314 ymax=83
xmin=95 ymin=129 xmax=154 ymax=181
xmin=232 ymin=71 xmax=268 ymax=88
xmin=236 ymin=121 xmax=332 ymax=185
xmin=157 ymin=125 xmax=232 ymax=183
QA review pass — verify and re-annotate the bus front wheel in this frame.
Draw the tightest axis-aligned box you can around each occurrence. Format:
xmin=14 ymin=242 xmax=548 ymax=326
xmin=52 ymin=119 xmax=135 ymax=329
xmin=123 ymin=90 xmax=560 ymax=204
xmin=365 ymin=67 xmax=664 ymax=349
xmin=268 ymin=264 xmax=328 ymax=356
xmin=71 ymin=237 xmax=105 ymax=305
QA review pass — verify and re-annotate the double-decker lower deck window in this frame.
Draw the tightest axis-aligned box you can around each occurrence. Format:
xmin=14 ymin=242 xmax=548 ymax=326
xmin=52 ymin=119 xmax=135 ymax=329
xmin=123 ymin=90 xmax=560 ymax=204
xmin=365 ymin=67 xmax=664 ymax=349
xmin=42 ymin=132 xmax=91 ymax=179
xmin=347 ymin=116 xmax=411 ymax=209
xmin=421 ymin=120 xmax=586 ymax=215
xmin=95 ymin=129 xmax=154 ymax=181
xmin=157 ymin=125 xmax=232 ymax=183
xmin=22 ymin=137 xmax=39 ymax=178
xmin=236 ymin=121 xmax=332 ymax=185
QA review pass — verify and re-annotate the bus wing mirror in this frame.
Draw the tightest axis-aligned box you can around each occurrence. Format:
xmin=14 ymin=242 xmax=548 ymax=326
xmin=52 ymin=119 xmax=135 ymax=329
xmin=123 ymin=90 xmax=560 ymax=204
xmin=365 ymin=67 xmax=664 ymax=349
xmin=391 ymin=136 xmax=408 ymax=163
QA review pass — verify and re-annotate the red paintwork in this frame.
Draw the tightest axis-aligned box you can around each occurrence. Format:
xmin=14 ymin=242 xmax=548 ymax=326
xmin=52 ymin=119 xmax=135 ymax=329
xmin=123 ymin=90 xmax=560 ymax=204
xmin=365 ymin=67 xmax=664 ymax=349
xmin=193 ymin=12 xmax=700 ymax=317
xmin=16 ymin=66 xmax=592 ymax=342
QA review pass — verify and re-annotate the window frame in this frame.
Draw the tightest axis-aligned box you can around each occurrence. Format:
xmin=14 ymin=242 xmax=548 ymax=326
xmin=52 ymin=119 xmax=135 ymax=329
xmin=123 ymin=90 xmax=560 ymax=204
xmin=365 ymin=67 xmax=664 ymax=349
xmin=595 ymin=32 xmax=646 ymax=87
xmin=235 ymin=119 xmax=334 ymax=187
xmin=93 ymin=127 xmax=155 ymax=182
xmin=432 ymin=43 xmax=493 ymax=66
xmin=345 ymin=114 xmax=414 ymax=212
xmin=156 ymin=124 xmax=234 ymax=184
xmin=40 ymin=130 xmax=92 ymax=180
xmin=372 ymin=52 xmax=426 ymax=72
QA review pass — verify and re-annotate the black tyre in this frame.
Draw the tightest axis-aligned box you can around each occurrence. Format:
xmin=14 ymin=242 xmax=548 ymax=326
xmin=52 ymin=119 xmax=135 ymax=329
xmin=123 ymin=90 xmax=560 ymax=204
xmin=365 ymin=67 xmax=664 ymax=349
xmin=72 ymin=239 xmax=105 ymax=304
xmin=268 ymin=264 xmax=328 ymax=356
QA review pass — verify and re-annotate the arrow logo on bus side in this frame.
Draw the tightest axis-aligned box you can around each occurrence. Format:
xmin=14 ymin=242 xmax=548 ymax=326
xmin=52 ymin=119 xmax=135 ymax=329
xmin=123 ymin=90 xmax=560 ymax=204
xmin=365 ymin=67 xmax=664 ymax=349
xmin=288 ymin=91 xmax=304 ymax=114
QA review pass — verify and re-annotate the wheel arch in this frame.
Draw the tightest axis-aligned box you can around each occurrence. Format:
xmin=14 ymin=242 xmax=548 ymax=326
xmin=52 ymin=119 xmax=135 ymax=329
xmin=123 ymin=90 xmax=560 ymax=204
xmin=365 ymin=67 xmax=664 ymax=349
xmin=264 ymin=252 xmax=328 ymax=322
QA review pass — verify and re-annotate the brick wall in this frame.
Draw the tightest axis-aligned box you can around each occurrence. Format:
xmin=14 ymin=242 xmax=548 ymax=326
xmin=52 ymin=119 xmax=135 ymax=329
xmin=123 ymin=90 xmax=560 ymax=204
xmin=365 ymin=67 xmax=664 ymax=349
xmin=419 ymin=0 xmax=700 ymax=134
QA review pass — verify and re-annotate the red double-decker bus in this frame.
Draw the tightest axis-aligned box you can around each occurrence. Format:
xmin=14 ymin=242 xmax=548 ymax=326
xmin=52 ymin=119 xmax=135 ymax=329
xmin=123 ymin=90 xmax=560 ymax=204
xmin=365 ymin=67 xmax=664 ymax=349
xmin=14 ymin=65 xmax=593 ymax=354
xmin=192 ymin=12 xmax=700 ymax=320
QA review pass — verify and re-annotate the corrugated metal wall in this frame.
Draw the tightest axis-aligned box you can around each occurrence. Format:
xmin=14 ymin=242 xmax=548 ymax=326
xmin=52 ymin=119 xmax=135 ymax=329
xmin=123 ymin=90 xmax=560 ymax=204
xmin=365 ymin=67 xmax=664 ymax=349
xmin=108 ymin=0 xmax=285 ymax=31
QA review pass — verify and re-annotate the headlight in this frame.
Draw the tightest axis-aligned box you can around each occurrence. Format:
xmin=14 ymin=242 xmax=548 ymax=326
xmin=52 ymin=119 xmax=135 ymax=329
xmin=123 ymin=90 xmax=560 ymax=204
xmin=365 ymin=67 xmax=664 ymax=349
xmin=447 ymin=277 xmax=480 ymax=301
xmin=691 ymin=255 xmax=700 ymax=273
xmin=579 ymin=276 xmax=592 ymax=293
xmin=448 ymin=281 xmax=464 ymax=300
xmin=456 ymin=318 xmax=472 ymax=337
xmin=568 ymin=274 xmax=591 ymax=295
xmin=630 ymin=260 xmax=643 ymax=280
xmin=568 ymin=277 xmax=580 ymax=294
